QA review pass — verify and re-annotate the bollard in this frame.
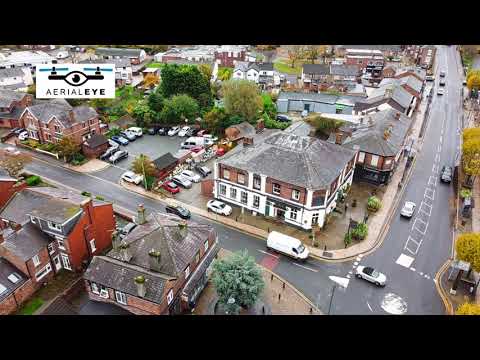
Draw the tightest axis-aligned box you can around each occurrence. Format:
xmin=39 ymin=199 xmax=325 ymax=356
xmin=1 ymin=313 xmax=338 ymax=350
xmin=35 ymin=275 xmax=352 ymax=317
xmin=310 ymin=307 xmax=313 ymax=314
xmin=324 ymin=245 xmax=327 ymax=251
xmin=271 ymin=274 xmax=274 ymax=281
xmin=268 ymin=227 xmax=270 ymax=233
xmin=262 ymin=306 xmax=265 ymax=315
xmin=283 ymin=282 xmax=286 ymax=290
xmin=278 ymin=293 xmax=281 ymax=302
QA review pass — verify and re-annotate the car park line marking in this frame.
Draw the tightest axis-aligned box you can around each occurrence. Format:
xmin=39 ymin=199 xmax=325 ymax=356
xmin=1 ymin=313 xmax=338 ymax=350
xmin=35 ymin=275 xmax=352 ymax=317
xmin=256 ymin=249 xmax=279 ymax=259
xmin=410 ymin=267 xmax=416 ymax=272
xmin=428 ymin=176 xmax=437 ymax=187
xmin=293 ymin=263 xmax=318 ymax=273
xmin=437 ymin=145 xmax=442 ymax=152
xmin=434 ymin=153 xmax=440 ymax=163
xmin=423 ymin=197 xmax=433 ymax=207
xmin=420 ymin=201 xmax=432 ymax=216
xmin=404 ymin=237 xmax=421 ymax=255
xmin=412 ymin=217 xmax=428 ymax=235
xmin=396 ymin=253 xmax=415 ymax=268
xmin=404 ymin=245 xmax=417 ymax=255
xmin=367 ymin=302 xmax=373 ymax=312
xmin=425 ymin=188 xmax=435 ymax=201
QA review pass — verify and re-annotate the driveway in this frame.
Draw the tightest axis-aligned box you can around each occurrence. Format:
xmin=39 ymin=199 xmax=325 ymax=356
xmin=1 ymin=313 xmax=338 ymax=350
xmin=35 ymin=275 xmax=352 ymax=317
xmin=78 ymin=300 xmax=131 ymax=315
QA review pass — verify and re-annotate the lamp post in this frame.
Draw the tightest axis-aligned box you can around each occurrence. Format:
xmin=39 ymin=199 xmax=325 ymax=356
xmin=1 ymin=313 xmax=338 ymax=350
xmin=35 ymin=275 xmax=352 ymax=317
xmin=328 ymin=284 xmax=337 ymax=315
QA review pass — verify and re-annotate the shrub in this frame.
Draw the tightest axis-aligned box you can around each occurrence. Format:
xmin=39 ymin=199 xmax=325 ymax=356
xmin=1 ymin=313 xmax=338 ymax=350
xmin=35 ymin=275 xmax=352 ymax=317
xmin=26 ymin=175 xmax=41 ymax=186
xmin=37 ymin=143 xmax=58 ymax=153
xmin=81 ymin=191 xmax=92 ymax=197
xmin=460 ymin=188 xmax=473 ymax=199
xmin=95 ymin=195 xmax=105 ymax=201
xmin=367 ymin=196 xmax=382 ymax=212
xmin=344 ymin=232 xmax=353 ymax=246
xmin=263 ymin=113 xmax=290 ymax=130
xmin=351 ymin=222 xmax=368 ymax=240
xmin=144 ymin=175 xmax=156 ymax=190
xmin=71 ymin=153 xmax=87 ymax=166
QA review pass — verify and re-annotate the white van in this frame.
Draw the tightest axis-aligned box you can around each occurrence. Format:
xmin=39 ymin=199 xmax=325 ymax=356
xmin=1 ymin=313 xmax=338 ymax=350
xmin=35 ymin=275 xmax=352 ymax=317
xmin=267 ymin=231 xmax=309 ymax=261
xmin=181 ymin=137 xmax=206 ymax=149
xmin=127 ymin=127 xmax=143 ymax=137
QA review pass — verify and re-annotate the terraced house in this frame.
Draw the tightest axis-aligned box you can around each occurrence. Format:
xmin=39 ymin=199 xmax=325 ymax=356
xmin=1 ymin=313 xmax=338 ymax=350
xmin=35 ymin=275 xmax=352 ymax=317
xmin=19 ymin=99 xmax=100 ymax=145
xmin=84 ymin=207 xmax=219 ymax=315
xmin=213 ymin=130 xmax=357 ymax=230
xmin=0 ymin=89 xmax=33 ymax=129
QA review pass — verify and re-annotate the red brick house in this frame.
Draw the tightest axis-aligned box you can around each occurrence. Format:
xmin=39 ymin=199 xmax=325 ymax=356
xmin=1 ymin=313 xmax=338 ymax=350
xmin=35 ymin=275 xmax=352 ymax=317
xmin=214 ymin=46 xmax=246 ymax=67
xmin=0 ymin=169 xmax=27 ymax=209
xmin=0 ymin=256 xmax=36 ymax=314
xmin=82 ymin=133 xmax=109 ymax=159
xmin=84 ymin=207 xmax=219 ymax=315
xmin=0 ymin=90 xmax=33 ymax=129
xmin=19 ymin=99 xmax=101 ymax=145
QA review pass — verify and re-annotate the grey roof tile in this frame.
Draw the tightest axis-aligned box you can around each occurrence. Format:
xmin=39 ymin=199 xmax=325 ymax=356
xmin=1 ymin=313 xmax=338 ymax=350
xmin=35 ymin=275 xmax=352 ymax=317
xmin=0 ymin=257 xmax=28 ymax=302
xmin=302 ymin=63 xmax=330 ymax=75
xmin=0 ymin=89 xmax=28 ymax=108
xmin=1 ymin=222 xmax=51 ymax=261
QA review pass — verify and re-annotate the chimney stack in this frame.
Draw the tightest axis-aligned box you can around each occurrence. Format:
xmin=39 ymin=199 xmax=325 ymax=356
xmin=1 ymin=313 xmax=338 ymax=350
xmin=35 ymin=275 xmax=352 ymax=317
xmin=134 ymin=276 xmax=146 ymax=298
xmin=111 ymin=231 xmax=119 ymax=250
xmin=137 ymin=204 xmax=146 ymax=225
xmin=243 ymin=137 xmax=254 ymax=147
xmin=118 ymin=241 xmax=132 ymax=262
xmin=148 ymin=249 xmax=162 ymax=272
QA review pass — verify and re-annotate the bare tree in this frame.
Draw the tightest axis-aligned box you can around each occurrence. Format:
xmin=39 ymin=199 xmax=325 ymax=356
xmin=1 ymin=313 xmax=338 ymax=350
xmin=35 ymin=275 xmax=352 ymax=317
xmin=286 ymin=45 xmax=305 ymax=68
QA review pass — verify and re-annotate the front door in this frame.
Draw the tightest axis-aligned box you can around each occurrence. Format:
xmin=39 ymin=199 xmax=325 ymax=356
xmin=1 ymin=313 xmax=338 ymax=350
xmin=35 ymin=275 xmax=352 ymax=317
xmin=61 ymin=254 xmax=72 ymax=271
xmin=276 ymin=209 xmax=285 ymax=219
xmin=304 ymin=104 xmax=311 ymax=111
xmin=53 ymin=255 xmax=62 ymax=271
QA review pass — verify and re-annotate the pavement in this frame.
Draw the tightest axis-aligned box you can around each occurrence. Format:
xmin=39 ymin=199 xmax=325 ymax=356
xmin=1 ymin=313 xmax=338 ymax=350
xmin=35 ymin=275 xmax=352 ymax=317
xmin=64 ymin=159 xmax=110 ymax=173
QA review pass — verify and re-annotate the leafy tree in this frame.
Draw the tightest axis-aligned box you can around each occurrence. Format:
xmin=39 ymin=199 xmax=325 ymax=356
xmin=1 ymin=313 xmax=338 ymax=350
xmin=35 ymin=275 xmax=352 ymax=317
xmin=306 ymin=115 xmax=345 ymax=137
xmin=304 ymin=45 xmax=326 ymax=64
xmin=147 ymin=89 xmax=165 ymax=113
xmin=467 ymin=69 xmax=480 ymax=90
xmin=27 ymin=84 xmax=36 ymax=96
xmin=212 ymin=250 xmax=265 ymax=311
xmin=161 ymin=94 xmax=199 ymax=123
xmin=0 ymin=150 xmax=32 ymax=177
xmin=204 ymin=107 xmax=227 ymax=133
xmin=160 ymin=64 xmax=213 ymax=109
xmin=286 ymin=45 xmax=305 ymax=68
xmin=263 ymin=113 xmax=290 ymax=130
xmin=367 ymin=196 xmax=382 ymax=212
xmin=198 ymin=63 xmax=212 ymax=82
xmin=217 ymin=67 xmax=233 ymax=81
xmin=132 ymin=100 xmax=152 ymax=127
xmin=462 ymin=137 xmax=480 ymax=177
xmin=143 ymin=73 xmax=160 ymax=89
xmin=456 ymin=302 xmax=480 ymax=315
xmin=351 ymin=222 xmax=368 ymax=240
xmin=56 ymin=136 xmax=81 ymax=163
xmin=131 ymin=154 xmax=156 ymax=190
xmin=455 ymin=233 xmax=480 ymax=272
xmin=222 ymin=80 xmax=263 ymax=122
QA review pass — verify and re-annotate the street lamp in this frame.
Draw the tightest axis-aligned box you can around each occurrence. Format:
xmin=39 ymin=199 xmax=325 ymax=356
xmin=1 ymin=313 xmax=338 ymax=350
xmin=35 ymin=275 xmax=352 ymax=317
xmin=327 ymin=284 xmax=337 ymax=315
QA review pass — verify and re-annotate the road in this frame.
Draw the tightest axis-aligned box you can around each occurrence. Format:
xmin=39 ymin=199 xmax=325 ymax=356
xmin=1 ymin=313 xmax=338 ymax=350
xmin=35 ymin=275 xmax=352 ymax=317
xmin=330 ymin=46 xmax=461 ymax=314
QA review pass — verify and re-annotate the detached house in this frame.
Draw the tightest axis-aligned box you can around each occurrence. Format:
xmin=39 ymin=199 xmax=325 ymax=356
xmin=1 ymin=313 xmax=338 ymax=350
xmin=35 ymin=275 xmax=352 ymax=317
xmin=214 ymin=45 xmax=246 ymax=67
xmin=232 ymin=62 xmax=279 ymax=88
xmin=20 ymin=99 xmax=101 ymax=145
xmin=84 ymin=208 xmax=219 ymax=315
xmin=353 ymin=84 xmax=415 ymax=117
xmin=0 ymin=89 xmax=33 ymax=129
xmin=301 ymin=64 xmax=330 ymax=91
xmin=213 ymin=131 xmax=357 ymax=230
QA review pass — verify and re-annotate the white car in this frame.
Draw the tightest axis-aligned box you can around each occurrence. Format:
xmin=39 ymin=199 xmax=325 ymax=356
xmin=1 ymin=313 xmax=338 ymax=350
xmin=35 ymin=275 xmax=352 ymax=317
xmin=108 ymin=139 xmax=120 ymax=149
xmin=168 ymin=126 xmax=180 ymax=136
xmin=18 ymin=131 xmax=28 ymax=141
xmin=180 ymin=170 xmax=201 ymax=183
xmin=178 ymin=126 xmax=191 ymax=137
xmin=207 ymin=200 xmax=232 ymax=216
xmin=4 ymin=147 xmax=20 ymax=156
xmin=355 ymin=266 xmax=387 ymax=287
xmin=127 ymin=127 xmax=143 ymax=137
xmin=122 ymin=171 xmax=143 ymax=185
xmin=301 ymin=110 xmax=308 ymax=117
xmin=437 ymin=88 xmax=445 ymax=96
xmin=400 ymin=201 xmax=416 ymax=218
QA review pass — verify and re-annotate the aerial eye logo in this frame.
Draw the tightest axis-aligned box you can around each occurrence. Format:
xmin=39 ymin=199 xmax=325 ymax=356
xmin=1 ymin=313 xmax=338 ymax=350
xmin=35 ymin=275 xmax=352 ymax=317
xmin=36 ymin=64 xmax=115 ymax=99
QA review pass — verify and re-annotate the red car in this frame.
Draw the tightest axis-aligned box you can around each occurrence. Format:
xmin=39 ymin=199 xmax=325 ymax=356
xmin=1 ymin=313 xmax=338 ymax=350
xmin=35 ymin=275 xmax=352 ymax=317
xmin=162 ymin=181 xmax=180 ymax=194
xmin=216 ymin=148 xmax=225 ymax=156
xmin=190 ymin=146 xmax=204 ymax=153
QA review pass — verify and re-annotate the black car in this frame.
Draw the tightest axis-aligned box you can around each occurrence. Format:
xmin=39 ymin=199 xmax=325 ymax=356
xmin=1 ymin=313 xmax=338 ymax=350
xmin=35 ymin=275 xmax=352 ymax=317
xmin=147 ymin=128 xmax=157 ymax=135
xmin=191 ymin=128 xmax=200 ymax=136
xmin=195 ymin=164 xmax=212 ymax=177
xmin=185 ymin=128 xmax=196 ymax=137
xmin=165 ymin=205 xmax=191 ymax=219
xmin=276 ymin=114 xmax=291 ymax=122
xmin=440 ymin=165 xmax=452 ymax=183
xmin=158 ymin=127 xmax=169 ymax=136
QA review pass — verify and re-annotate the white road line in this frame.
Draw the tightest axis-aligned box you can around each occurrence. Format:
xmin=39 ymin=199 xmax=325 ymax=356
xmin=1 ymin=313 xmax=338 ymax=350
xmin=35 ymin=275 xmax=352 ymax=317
xmin=346 ymin=274 xmax=351 ymax=279
xmin=410 ymin=267 xmax=416 ymax=272
xmin=437 ymin=145 xmax=442 ymax=152
xmin=293 ymin=263 xmax=318 ymax=273
xmin=354 ymin=262 xmax=359 ymax=266
xmin=435 ymin=153 xmax=441 ymax=163
xmin=419 ymin=272 xmax=424 ymax=276
xmin=420 ymin=201 xmax=432 ymax=216
xmin=440 ymin=136 xmax=443 ymax=144
xmin=433 ymin=279 xmax=437 ymax=284
xmin=256 ymin=249 xmax=279 ymax=259
xmin=425 ymin=274 xmax=430 ymax=279
xmin=428 ymin=175 xmax=437 ymax=187
xmin=412 ymin=217 xmax=428 ymax=235
xmin=425 ymin=188 xmax=435 ymax=201
xmin=367 ymin=302 xmax=373 ymax=312
xmin=432 ymin=164 xmax=439 ymax=173
xmin=396 ymin=253 xmax=415 ymax=268
xmin=404 ymin=244 xmax=418 ymax=255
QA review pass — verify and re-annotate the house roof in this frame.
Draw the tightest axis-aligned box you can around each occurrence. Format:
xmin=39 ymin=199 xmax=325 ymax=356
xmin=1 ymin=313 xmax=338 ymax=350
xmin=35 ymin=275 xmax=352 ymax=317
xmin=153 ymin=152 xmax=178 ymax=170
xmin=0 ymin=168 xmax=16 ymax=181
xmin=220 ymin=131 xmax=356 ymax=190
xmin=380 ymin=76 xmax=423 ymax=95
xmin=26 ymin=100 xmax=97 ymax=128
xmin=0 ymin=187 xmax=85 ymax=226
xmin=0 ymin=105 xmax=25 ymax=120
xmin=0 ymin=67 xmax=24 ymax=79
xmin=337 ymin=45 xmax=402 ymax=53
xmin=79 ymin=58 xmax=131 ymax=68
xmin=357 ymin=83 xmax=413 ymax=111
xmin=395 ymin=66 xmax=426 ymax=81
xmin=340 ymin=109 xmax=412 ymax=157
xmin=83 ymin=134 xmax=109 ymax=148
xmin=258 ymin=62 xmax=274 ymax=71
xmin=95 ymin=47 xmax=143 ymax=58
xmin=112 ymin=114 xmax=135 ymax=128
xmin=0 ymin=89 xmax=28 ymax=108
xmin=1 ymin=222 xmax=52 ymax=261
xmin=0 ymin=257 xmax=28 ymax=302
xmin=277 ymin=91 xmax=359 ymax=106
xmin=107 ymin=213 xmax=216 ymax=278
xmin=330 ymin=64 xmax=360 ymax=77
xmin=226 ymin=121 xmax=256 ymax=141
xmin=84 ymin=256 xmax=168 ymax=305
xmin=283 ymin=121 xmax=314 ymax=137
xmin=302 ymin=64 xmax=330 ymax=75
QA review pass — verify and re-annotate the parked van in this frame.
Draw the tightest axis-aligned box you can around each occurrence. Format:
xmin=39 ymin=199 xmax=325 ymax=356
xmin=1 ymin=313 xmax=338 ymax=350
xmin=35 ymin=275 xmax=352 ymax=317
xmin=266 ymin=231 xmax=309 ymax=261
xmin=127 ymin=127 xmax=143 ymax=137
xmin=181 ymin=136 xmax=206 ymax=149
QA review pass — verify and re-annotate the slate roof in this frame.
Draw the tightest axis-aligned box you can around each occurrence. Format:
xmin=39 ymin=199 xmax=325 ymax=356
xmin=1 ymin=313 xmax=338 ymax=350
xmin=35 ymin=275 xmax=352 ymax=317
xmin=258 ymin=62 xmax=274 ymax=71
xmin=330 ymin=64 xmax=360 ymax=77
xmin=79 ymin=58 xmax=131 ymax=68
xmin=341 ymin=109 xmax=412 ymax=157
xmin=111 ymin=114 xmax=135 ymax=128
xmin=220 ymin=131 xmax=356 ymax=190
xmin=107 ymin=213 xmax=216 ymax=278
xmin=95 ymin=47 xmax=143 ymax=58
xmin=284 ymin=121 xmax=315 ymax=137
xmin=380 ymin=76 xmax=423 ymax=94
xmin=358 ymin=83 xmax=413 ymax=110
xmin=1 ymin=222 xmax=52 ymax=261
xmin=0 ymin=67 xmax=24 ymax=79
xmin=0 ymin=257 xmax=27 ymax=302
xmin=0 ymin=105 xmax=25 ymax=120
xmin=0 ymin=168 xmax=16 ymax=181
xmin=83 ymin=134 xmax=109 ymax=148
xmin=302 ymin=64 xmax=330 ymax=75
xmin=26 ymin=100 xmax=97 ymax=128
xmin=395 ymin=66 xmax=426 ymax=81
xmin=84 ymin=256 xmax=167 ymax=305
xmin=277 ymin=91 xmax=360 ymax=106
xmin=153 ymin=152 xmax=178 ymax=170
xmin=0 ymin=89 xmax=28 ymax=108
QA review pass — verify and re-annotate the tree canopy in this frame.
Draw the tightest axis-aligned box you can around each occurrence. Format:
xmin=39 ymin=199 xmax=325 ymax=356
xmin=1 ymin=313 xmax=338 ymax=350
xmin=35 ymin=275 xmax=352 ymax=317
xmin=306 ymin=115 xmax=345 ymax=138
xmin=160 ymin=94 xmax=199 ymax=123
xmin=462 ymin=128 xmax=480 ymax=176
xmin=467 ymin=69 xmax=480 ymax=90
xmin=222 ymin=79 xmax=263 ymax=122
xmin=455 ymin=232 xmax=480 ymax=272
xmin=456 ymin=302 xmax=480 ymax=315
xmin=131 ymin=154 xmax=156 ymax=177
xmin=56 ymin=136 xmax=81 ymax=162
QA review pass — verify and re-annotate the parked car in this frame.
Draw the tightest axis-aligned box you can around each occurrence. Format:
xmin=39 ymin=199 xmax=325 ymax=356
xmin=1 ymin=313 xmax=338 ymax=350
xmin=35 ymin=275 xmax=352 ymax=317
xmin=440 ymin=70 xmax=446 ymax=77
xmin=437 ymin=88 xmax=445 ymax=96
xmin=197 ymin=130 xmax=208 ymax=137
xmin=168 ymin=126 xmax=180 ymax=136
xmin=195 ymin=165 xmax=211 ymax=177
xmin=127 ymin=127 xmax=143 ymax=137
xmin=207 ymin=200 xmax=232 ymax=216
xmin=172 ymin=174 xmax=192 ymax=189
xmin=301 ymin=110 xmax=308 ymax=118
xmin=18 ymin=130 xmax=29 ymax=141
xmin=216 ymin=148 xmax=225 ymax=157
xmin=108 ymin=139 xmax=120 ymax=149
xmin=426 ymin=75 xmax=435 ymax=81
xmin=440 ymin=165 xmax=453 ymax=183
xmin=121 ymin=131 xmax=136 ymax=141
xmin=121 ymin=171 xmax=143 ymax=185
xmin=463 ymin=79 xmax=467 ymax=86
xmin=180 ymin=170 xmax=201 ymax=183
xmin=109 ymin=150 xmax=128 ymax=163
xmin=165 ymin=205 xmax=191 ymax=219
xmin=191 ymin=128 xmax=200 ymax=136
xmin=158 ymin=127 xmax=169 ymax=136
xmin=147 ymin=128 xmax=157 ymax=135
xmin=120 ymin=222 xmax=137 ymax=236
xmin=276 ymin=114 xmax=291 ymax=122
xmin=355 ymin=266 xmax=387 ymax=287
xmin=185 ymin=128 xmax=196 ymax=137
xmin=100 ymin=146 xmax=118 ymax=160
xmin=111 ymin=135 xmax=129 ymax=146
xmin=4 ymin=147 xmax=20 ymax=156
xmin=202 ymin=134 xmax=218 ymax=142
xmin=162 ymin=181 xmax=180 ymax=194
xmin=12 ymin=128 xmax=25 ymax=135
xmin=178 ymin=126 xmax=191 ymax=137
xmin=400 ymin=201 xmax=416 ymax=218
xmin=266 ymin=231 xmax=309 ymax=261
xmin=439 ymin=78 xmax=446 ymax=86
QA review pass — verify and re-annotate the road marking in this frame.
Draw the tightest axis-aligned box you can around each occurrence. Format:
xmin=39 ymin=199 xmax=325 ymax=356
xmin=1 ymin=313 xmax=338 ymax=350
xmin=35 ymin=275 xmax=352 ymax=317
xmin=425 ymin=188 xmax=435 ymax=201
xmin=434 ymin=153 xmax=441 ymax=163
xmin=367 ymin=302 xmax=373 ymax=312
xmin=440 ymin=136 xmax=443 ymax=144
xmin=432 ymin=164 xmax=439 ymax=173
xmin=420 ymin=201 xmax=432 ymax=216
xmin=428 ymin=175 xmax=437 ymax=187
xmin=396 ymin=253 xmax=415 ymax=268
xmin=346 ymin=274 xmax=351 ymax=279
xmin=358 ymin=254 xmax=364 ymax=259
xmin=412 ymin=217 xmax=428 ymax=235
xmin=419 ymin=272 xmax=424 ymax=276
xmin=410 ymin=267 xmax=416 ymax=272
xmin=256 ymin=249 xmax=279 ymax=259
xmin=425 ymin=274 xmax=430 ymax=279
xmin=293 ymin=262 xmax=318 ymax=273
xmin=433 ymin=279 xmax=437 ymax=284
xmin=437 ymin=145 xmax=442 ymax=152
xmin=354 ymin=262 xmax=359 ymax=266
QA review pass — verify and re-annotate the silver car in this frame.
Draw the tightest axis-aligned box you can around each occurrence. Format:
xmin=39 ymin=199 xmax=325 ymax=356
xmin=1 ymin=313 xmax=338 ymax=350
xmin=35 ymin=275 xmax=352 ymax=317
xmin=355 ymin=266 xmax=387 ymax=287
xmin=172 ymin=174 xmax=192 ymax=189
xmin=400 ymin=201 xmax=416 ymax=218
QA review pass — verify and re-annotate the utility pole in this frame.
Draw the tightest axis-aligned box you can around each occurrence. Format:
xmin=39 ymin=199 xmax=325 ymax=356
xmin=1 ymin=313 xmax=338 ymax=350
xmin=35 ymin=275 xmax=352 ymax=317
xmin=141 ymin=154 xmax=147 ymax=190
xmin=328 ymin=284 xmax=337 ymax=315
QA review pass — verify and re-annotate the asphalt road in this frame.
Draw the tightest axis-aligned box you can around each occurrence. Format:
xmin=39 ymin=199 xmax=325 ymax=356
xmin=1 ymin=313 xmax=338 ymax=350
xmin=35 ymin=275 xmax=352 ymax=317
xmin=330 ymin=46 xmax=461 ymax=315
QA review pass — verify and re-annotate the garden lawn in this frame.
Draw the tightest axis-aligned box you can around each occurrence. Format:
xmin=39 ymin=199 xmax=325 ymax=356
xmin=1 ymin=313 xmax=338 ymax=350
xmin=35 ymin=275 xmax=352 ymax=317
xmin=18 ymin=297 xmax=44 ymax=315
xmin=147 ymin=62 xmax=164 ymax=69
xmin=274 ymin=61 xmax=302 ymax=75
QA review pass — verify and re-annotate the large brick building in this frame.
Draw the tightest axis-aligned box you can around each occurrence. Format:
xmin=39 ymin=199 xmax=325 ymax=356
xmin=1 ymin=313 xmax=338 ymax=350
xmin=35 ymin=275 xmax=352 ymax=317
xmin=84 ymin=207 xmax=219 ymax=315
xmin=0 ymin=89 xmax=33 ymax=129
xmin=0 ymin=169 xmax=27 ymax=209
xmin=214 ymin=46 xmax=246 ymax=67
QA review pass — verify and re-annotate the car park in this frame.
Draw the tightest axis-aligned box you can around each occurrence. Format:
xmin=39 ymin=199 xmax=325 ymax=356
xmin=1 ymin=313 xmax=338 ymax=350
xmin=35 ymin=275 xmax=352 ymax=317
xmin=108 ymin=139 xmax=120 ymax=149
xmin=127 ymin=127 xmax=143 ymax=137
xmin=178 ymin=126 xmax=191 ymax=137
xmin=207 ymin=200 xmax=232 ymax=216
xmin=158 ymin=127 xmax=169 ymax=136
xmin=168 ymin=126 xmax=180 ymax=136
xmin=440 ymin=165 xmax=453 ymax=183
xmin=172 ymin=174 xmax=192 ymax=189
xmin=180 ymin=170 xmax=201 ymax=183
xmin=111 ymin=135 xmax=129 ymax=146
xmin=109 ymin=150 xmax=128 ymax=163
xmin=195 ymin=165 xmax=211 ymax=177
xmin=355 ymin=266 xmax=387 ymax=287
xmin=100 ymin=146 xmax=119 ymax=160
xmin=18 ymin=130 xmax=28 ymax=141
xmin=162 ymin=181 xmax=180 ymax=194
xmin=197 ymin=130 xmax=207 ymax=137
xmin=121 ymin=171 xmax=143 ymax=185
xmin=121 ymin=131 xmax=136 ymax=141
xmin=266 ymin=231 xmax=309 ymax=261
xmin=437 ymin=88 xmax=445 ymax=96
xmin=165 ymin=205 xmax=191 ymax=219
xmin=400 ymin=201 xmax=416 ymax=218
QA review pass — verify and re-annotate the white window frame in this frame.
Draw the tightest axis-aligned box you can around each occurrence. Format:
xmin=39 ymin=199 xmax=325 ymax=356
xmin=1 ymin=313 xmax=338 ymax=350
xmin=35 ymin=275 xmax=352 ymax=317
xmin=290 ymin=208 xmax=298 ymax=221
xmin=272 ymin=183 xmax=281 ymax=195
xmin=57 ymin=238 xmax=66 ymax=250
xmin=47 ymin=221 xmax=62 ymax=231
xmin=312 ymin=213 xmax=319 ymax=225
xmin=219 ymin=184 xmax=226 ymax=196
xmin=370 ymin=154 xmax=379 ymax=167
xmin=35 ymin=263 xmax=52 ymax=281
xmin=99 ymin=286 xmax=109 ymax=299
xmin=184 ymin=266 xmax=190 ymax=279
xmin=32 ymin=254 xmax=40 ymax=267
xmin=47 ymin=243 xmax=55 ymax=255
xmin=230 ymin=187 xmax=237 ymax=199
xmin=90 ymin=239 xmax=97 ymax=252
xmin=253 ymin=195 xmax=260 ymax=209
xmin=223 ymin=169 xmax=230 ymax=180
xmin=91 ymin=282 xmax=99 ymax=295
xmin=167 ymin=289 xmax=174 ymax=305
xmin=115 ymin=290 xmax=127 ymax=305
xmin=61 ymin=253 xmax=72 ymax=271
xmin=292 ymin=189 xmax=300 ymax=201
xmin=253 ymin=176 xmax=261 ymax=190
xmin=204 ymin=240 xmax=209 ymax=253
xmin=358 ymin=152 xmax=365 ymax=163
xmin=30 ymin=216 xmax=36 ymax=224
xmin=240 ymin=191 xmax=248 ymax=205
xmin=237 ymin=173 xmax=245 ymax=185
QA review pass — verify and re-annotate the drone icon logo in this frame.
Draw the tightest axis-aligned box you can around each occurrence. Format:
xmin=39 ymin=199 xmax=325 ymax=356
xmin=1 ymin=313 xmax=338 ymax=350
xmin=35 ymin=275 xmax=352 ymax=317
xmin=40 ymin=66 xmax=112 ymax=87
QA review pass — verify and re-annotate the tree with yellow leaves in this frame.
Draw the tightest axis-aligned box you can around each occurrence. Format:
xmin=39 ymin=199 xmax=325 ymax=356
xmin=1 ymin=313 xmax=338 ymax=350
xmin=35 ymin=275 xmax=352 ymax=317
xmin=143 ymin=73 xmax=159 ymax=89
xmin=456 ymin=302 xmax=480 ymax=315
xmin=455 ymin=232 xmax=480 ymax=272
xmin=467 ymin=70 xmax=480 ymax=90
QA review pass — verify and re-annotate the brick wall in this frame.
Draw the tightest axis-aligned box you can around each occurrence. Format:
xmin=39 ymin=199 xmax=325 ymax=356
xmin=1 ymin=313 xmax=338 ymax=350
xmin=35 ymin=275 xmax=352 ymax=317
xmin=92 ymin=203 xmax=116 ymax=256
xmin=265 ymin=178 xmax=307 ymax=205
xmin=82 ymin=142 xmax=108 ymax=159
xmin=0 ymin=180 xmax=27 ymax=209
xmin=0 ymin=278 xmax=37 ymax=314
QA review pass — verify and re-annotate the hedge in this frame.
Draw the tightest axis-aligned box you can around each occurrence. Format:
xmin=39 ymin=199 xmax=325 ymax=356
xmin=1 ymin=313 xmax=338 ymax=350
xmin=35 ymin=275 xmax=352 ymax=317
xmin=26 ymin=175 xmax=41 ymax=186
